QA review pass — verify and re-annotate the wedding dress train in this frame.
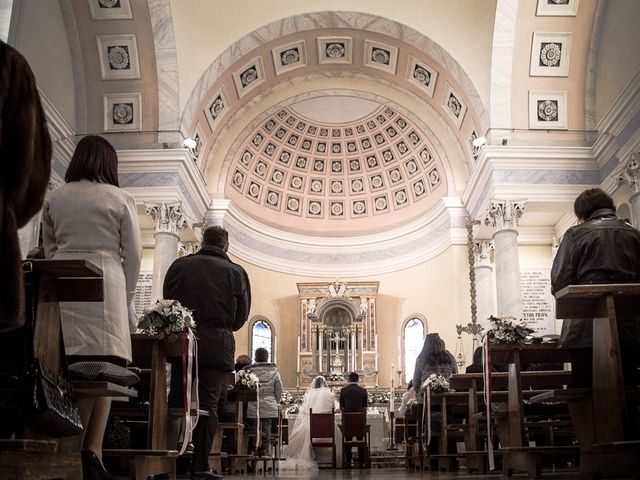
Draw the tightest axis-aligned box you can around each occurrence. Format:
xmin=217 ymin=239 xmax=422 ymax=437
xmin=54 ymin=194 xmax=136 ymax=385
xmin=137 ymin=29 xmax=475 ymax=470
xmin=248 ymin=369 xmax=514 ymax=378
xmin=279 ymin=376 xmax=335 ymax=471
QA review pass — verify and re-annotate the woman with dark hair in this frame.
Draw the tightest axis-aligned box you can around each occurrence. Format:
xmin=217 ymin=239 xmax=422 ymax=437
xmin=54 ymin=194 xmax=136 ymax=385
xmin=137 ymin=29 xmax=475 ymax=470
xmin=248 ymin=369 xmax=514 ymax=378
xmin=552 ymin=187 xmax=640 ymax=387
xmin=43 ymin=135 xmax=142 ymax=479
xmin=412 ymin=333 xmax=457 ymax=403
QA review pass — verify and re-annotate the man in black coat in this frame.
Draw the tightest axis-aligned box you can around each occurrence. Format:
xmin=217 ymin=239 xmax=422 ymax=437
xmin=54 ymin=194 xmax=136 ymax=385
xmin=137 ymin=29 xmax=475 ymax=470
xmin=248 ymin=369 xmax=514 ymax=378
xmin=551 ymin=188 xmax=640 ymax=388
xmin=164 ymin=226 xmax=251 ymax=479
xmin=339 ymin=372 xmax=368 ymax=467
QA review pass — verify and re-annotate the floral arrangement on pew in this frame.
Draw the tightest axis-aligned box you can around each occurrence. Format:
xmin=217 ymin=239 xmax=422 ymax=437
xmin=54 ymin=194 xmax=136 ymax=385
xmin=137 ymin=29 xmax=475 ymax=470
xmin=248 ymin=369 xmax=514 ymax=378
xmin=286 ymin=404 xmax=300 ymax=415
xmin=235 ymin=368 xmax=260 ymax=390
xmin=419 ymin=373 xmax=453 ymax=394
xmin=280 ymin=390 xmax=294 ymax=406
xmin=327 ymin=372 xmax=344 ymax=382
xmin=486 ymin=315 xmax=534 ymax=345
xmin=137 ymin=299 xmax=196 ymax=342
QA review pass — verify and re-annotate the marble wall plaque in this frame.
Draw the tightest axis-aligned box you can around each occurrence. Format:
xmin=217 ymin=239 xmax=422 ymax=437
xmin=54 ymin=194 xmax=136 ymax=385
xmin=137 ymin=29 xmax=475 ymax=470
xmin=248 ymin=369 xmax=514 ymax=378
xmin=103 ymin=92 xmax=142 ymax=132
xmin=529 ymin=90 xmax=568 ymax=129
xmin=96 ymin=34 xmax=140 ymax=80
xmin=530 ymin=32 xmax=573 ymax=77
xmin=520 ymin=269 xmax=556 ymax=335
xmin=536 ymin=0 xmax=579 ymax=16
xmin=88 ymin=0 xmax=133 ymax=20
xmin=317 ymin=36 xmax=353 ymax=65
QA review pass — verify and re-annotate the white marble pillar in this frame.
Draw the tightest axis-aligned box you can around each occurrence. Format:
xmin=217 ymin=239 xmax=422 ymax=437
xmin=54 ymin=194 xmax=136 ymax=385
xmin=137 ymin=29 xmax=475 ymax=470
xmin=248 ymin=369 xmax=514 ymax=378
xmin=351 ymin=327 xmax=357 ymax=372
xmin=318 ymin=325 xmax=325 ymax=372
xmin=619 ymin=154 xmax=640 ymax=228
xmin=484 ymin=199 xmax=525 ymax=319
xmin=473 ymin=240 xmax=495 ymax=329
xmin=147 ymin=203 xmax=187 ymax=302
xmin=311 ymin=325 xmax=318 ymax=371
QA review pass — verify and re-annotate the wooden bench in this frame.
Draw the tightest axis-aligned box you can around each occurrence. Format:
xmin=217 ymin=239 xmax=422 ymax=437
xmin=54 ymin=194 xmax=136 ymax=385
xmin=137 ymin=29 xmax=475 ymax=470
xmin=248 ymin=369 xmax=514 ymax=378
xmin=0 ymin=260 xmax=104 ymax=480
xmin=553 ymin=284 xmax=640 ymax=478
xmin=103 ymin=448 xmax=178 ymax=480
xmin=501 ymin=445 xmax=579 ymax=478
xmin=72 ymin=380 xmax=138 ymax=398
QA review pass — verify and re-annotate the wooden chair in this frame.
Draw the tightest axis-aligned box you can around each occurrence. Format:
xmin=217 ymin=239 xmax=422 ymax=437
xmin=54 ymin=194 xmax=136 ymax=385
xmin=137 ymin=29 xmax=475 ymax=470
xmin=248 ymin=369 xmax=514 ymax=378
xmin=340 ymin=411 xmax=370 ymax=468
xmin=309 ymin=408 xmax=336 ymax=468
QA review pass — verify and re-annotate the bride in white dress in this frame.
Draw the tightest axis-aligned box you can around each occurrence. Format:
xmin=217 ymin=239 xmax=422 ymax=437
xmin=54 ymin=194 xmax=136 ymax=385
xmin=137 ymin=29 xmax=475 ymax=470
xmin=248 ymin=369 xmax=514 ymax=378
xmin=280 ymin=376 xmax=335 ymax=471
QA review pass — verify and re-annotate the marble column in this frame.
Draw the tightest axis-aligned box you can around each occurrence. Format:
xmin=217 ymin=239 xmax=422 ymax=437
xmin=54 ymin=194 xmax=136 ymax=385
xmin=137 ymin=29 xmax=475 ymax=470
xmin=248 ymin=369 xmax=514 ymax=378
xmin=350 ymin=326 xmax=357 ymax=372
xmin=147 ymin=203 xmax=187 ymax=302
xmin=484 ymin=199 xmax=525 ymax=319
xmin=619 ymin=154 xmax=640 ymax=228
xmin=178 ymin=241 xmax=200 ymax=257
xmin=473 ymin=240 xmax=495 ymax=329
xmin=311 ymin=325 xmax=318 ymax=372
xmin=318 ymin=325 xmax=325 ymax=372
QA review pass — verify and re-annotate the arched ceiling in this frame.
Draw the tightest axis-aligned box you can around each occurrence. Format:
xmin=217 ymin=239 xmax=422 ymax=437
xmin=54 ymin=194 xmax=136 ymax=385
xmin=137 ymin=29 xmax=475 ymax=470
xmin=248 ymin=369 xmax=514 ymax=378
xmin=225 ymin=103 xmax=448 ymax=235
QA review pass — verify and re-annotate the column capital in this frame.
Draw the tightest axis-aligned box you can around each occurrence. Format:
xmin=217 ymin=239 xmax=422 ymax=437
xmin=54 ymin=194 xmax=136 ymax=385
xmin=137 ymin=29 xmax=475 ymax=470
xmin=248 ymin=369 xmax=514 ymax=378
xmin=484 ymin=199 xmax=525 ymax=231
xmin=146 ymin=202 xmax=188 ymax=236
xmin=178 ymin=241 xmax=200 ymax=257
xmin=473 ymin=240 xmax=494 ymax=267
xmin=618 ymin=153 xmax=640 ymax=195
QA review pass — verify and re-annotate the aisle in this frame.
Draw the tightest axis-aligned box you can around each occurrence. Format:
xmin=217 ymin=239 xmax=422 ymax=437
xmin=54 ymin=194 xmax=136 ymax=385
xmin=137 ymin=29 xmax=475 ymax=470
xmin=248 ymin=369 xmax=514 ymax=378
xmin=170 ymin=467 xmax=581 ymax=479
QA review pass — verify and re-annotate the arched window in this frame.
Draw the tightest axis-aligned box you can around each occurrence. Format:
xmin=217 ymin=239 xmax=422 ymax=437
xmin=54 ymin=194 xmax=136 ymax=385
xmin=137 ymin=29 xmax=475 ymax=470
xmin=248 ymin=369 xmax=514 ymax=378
xmin=403 ymin=316 xmax=426 ymax=384
xmin=249 ymin=317 xmax=274 ymax=363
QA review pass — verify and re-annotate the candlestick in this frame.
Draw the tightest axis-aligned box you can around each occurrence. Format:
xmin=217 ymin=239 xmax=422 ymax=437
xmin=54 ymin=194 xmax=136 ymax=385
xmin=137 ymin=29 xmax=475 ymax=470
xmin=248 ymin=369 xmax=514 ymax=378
xmin=374 ymin=334 xmax=378 ymax=371
xmin=296 ymin=336 xmax=300 ymax=372
xmin=390 ymin=363 xmax=395 ymax=413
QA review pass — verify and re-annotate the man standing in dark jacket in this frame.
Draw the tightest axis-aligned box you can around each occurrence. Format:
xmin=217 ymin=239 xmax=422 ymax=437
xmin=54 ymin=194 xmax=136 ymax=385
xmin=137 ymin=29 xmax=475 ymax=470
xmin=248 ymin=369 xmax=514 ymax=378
xmin=339 ymin=372 xmax=368 ymax=467
xmin=551 ymin=188 xmax=640 ymax=387
xmin=164 ymin=226 xmax=251 ymax=479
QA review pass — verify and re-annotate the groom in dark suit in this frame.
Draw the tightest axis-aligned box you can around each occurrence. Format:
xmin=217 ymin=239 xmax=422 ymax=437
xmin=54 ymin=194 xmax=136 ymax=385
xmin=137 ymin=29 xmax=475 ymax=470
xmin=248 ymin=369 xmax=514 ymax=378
xmin=339 ymin=372 xmax=368 ymax=468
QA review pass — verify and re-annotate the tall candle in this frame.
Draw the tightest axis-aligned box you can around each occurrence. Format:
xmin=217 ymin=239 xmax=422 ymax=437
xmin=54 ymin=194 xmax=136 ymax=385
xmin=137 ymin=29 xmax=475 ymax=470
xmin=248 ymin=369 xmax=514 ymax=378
xmin=397 ymin=335 xmax=402 ymax=369
xmin=374 ymin=334 xmax=378 ymax=371
xmin=296 ymin=336 xmax=300 ymax=372
xmin=390 ymin=363 xmax=395 ymax=413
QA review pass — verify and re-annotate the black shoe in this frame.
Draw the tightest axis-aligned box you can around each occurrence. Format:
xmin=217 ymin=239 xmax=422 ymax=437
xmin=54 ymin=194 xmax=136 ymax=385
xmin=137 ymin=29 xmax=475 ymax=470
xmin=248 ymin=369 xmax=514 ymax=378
xmin=81 ymin=450 xmax=113 ymax=480
xmin=191 ymin=469 xmax=223 ymax=479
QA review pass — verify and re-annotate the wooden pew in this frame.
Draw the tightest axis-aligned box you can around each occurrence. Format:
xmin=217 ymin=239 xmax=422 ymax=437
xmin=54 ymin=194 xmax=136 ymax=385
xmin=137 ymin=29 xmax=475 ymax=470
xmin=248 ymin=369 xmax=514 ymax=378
xmin=443 ymin=369 xmax=575 ymax=476
xmin=535 ymin=282 xmax=640 ymax=478
xmin=0 ymin=260 xmax=104 ymax=479
xmin=103 ymin=334 xmax=193 ymax=479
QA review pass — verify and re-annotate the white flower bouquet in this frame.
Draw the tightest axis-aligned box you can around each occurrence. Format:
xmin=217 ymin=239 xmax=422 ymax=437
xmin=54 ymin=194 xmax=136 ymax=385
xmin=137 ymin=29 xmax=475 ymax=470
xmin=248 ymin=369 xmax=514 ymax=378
xmin=280 ymin=391 xmax=294 ymax=406
xmin=235 ymin=368 xmax=259 ymax=390
xmin=420 ymin=373 xmax=453 ymax=394
xmin=137 ymin=299 xmax=195 ymax=342
xmin=286 ymin=404 xmax=300 ymax=415
xmin=486 ymin=315 xmax=534 ymax=345
xmin=327 ymin=372 xmax=344 ymax=382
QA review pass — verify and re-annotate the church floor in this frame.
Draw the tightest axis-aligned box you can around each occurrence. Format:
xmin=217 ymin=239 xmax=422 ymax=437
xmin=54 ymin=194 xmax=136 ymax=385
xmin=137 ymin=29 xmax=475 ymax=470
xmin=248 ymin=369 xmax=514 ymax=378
xmin=168 ymin=467 xmax=581 ymax=479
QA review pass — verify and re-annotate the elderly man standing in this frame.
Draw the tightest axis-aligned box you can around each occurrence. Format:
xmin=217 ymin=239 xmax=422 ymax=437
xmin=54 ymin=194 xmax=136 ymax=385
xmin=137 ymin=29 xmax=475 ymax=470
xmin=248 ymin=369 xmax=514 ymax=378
xmin=164 ymin=226 xmax=251 ymax=480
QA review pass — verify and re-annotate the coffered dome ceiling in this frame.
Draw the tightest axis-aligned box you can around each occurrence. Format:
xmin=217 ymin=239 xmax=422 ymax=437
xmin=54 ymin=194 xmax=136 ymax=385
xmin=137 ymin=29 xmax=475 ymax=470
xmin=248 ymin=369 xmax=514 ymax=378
xmin=225 ymin=102 xmax=447 ymax=235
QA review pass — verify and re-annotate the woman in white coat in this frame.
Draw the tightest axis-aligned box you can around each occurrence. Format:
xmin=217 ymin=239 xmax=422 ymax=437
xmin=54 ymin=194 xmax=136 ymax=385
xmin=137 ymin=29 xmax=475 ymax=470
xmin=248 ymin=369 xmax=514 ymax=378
xmin=43 ymin=135 xmax=142 ymax=479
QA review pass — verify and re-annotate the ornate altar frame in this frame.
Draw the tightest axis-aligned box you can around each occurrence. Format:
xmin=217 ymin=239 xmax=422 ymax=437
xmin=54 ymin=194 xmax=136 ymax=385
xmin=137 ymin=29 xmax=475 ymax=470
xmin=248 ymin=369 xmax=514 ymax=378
xmin=296 ymin=280 xmax=379 ymax=387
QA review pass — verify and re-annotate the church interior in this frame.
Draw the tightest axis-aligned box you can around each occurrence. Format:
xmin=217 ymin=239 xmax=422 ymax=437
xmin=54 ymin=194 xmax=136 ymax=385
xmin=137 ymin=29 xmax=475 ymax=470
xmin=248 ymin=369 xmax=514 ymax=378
xmin=2 ymin=0 xmax=640 ymax=478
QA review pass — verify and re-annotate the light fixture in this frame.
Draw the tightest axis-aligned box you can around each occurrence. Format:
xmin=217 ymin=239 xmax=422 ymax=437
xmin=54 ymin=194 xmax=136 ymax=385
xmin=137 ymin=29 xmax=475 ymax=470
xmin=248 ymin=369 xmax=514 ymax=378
xmin=183 ymin=137 xmax=197 ymax=149
xmin=472 ymin=135 xmax=487 ymax=148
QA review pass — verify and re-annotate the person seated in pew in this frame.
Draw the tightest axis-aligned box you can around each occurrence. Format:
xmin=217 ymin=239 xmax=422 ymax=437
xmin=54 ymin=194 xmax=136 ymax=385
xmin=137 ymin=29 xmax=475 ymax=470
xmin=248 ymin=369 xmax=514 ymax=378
xmin=551 ymin=188 xmax=640 ymax=388
xmin=465 ymin=346 xmax=508 ymax=373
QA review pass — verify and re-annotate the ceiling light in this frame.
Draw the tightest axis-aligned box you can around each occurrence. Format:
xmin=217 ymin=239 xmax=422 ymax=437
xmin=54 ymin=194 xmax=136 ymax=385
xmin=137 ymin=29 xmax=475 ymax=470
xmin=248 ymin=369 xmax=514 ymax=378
xmin=183 ymin=137 xmax=197 ymax=149
xmin=472 ymin=136 xmax=486 ymax=148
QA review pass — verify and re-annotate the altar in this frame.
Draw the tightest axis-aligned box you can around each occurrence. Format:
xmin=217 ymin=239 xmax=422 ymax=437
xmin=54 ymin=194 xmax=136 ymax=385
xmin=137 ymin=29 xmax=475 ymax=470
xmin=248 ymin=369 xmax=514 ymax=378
xmin=296 ymin=281 xmax=380 ymax=388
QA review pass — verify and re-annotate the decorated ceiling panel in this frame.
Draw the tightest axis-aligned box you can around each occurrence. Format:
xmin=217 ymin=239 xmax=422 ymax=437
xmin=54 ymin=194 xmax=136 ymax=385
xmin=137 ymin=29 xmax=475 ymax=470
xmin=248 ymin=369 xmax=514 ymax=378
xmin=225 ymin=105 xmax=447 ymax=235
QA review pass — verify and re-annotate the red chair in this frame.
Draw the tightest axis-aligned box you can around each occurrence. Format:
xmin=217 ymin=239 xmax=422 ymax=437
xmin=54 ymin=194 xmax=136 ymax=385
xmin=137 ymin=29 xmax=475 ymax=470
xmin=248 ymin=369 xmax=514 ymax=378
xmin=341 ymin=411 xmax=370 ymax=468
xmin=309 ymin=408 xmax=336 ymax=468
